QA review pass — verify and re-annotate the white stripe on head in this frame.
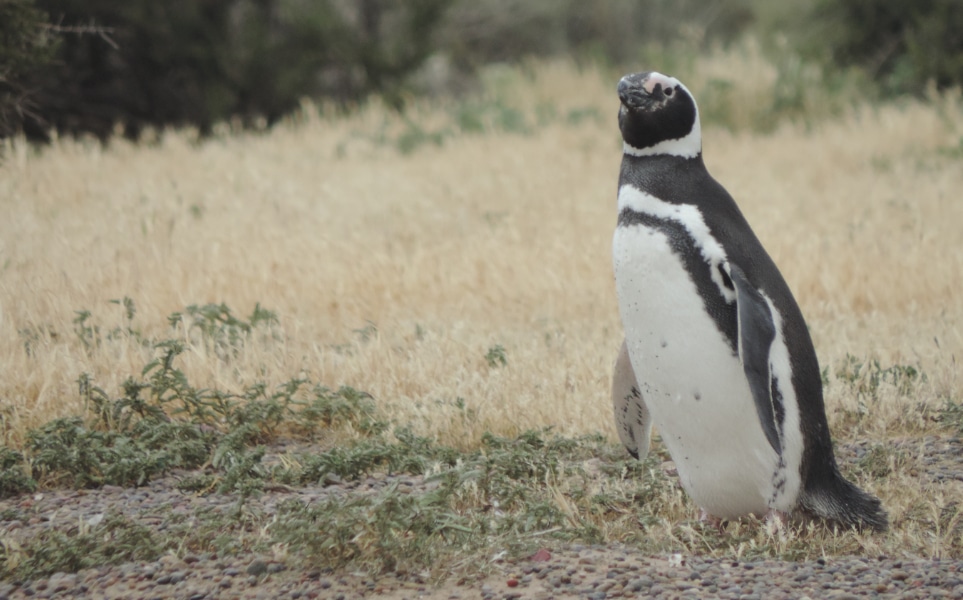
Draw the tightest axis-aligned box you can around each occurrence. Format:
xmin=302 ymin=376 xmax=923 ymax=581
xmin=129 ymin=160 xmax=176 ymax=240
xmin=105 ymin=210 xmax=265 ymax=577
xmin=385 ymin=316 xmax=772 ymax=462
xmin=641 ymin=72 xmax=674 ymax=94
xmin=617 ymin=185 xmax=734 ymax=302
xmin=623 ymin=73 xmax=702 ymax=159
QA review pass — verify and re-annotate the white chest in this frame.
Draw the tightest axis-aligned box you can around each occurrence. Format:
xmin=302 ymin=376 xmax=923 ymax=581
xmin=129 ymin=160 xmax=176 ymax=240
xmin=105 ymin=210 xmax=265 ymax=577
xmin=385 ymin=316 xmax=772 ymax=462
xmin=613 ymin=214 xmax=781 ymax=518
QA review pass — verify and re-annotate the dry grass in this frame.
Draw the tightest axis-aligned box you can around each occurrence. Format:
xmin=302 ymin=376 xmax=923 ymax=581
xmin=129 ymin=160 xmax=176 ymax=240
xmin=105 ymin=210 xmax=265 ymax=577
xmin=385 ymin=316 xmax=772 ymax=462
xmin=1 ymin=56 xmax=963 ymax=557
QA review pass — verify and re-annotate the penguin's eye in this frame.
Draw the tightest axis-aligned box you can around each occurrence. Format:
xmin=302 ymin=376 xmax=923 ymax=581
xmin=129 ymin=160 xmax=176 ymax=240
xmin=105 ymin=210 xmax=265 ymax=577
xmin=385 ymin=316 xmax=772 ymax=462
xmin=664 ymin=87 xmax=674 ymax=97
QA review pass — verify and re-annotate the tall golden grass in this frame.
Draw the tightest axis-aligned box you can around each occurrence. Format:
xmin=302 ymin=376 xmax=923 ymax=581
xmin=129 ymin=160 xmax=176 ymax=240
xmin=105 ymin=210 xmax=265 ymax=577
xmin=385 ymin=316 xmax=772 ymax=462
xmin=1 ymin=54 xmax=961 ymax=470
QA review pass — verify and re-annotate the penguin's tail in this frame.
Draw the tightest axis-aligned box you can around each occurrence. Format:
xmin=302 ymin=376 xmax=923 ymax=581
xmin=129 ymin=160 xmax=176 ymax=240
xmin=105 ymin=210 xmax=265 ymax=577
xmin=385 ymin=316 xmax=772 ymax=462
xmin=798 ymin=470 xmax=888 ymax=532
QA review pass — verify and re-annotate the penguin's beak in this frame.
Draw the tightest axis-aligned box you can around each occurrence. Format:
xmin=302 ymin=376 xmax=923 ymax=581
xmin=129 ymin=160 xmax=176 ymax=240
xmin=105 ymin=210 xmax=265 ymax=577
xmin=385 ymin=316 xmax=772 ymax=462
xmin=618 ymin=74 xmax=652 ymax=110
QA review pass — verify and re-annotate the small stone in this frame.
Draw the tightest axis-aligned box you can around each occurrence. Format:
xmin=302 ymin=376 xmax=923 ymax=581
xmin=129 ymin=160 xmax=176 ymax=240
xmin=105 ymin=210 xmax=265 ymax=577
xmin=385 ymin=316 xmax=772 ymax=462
xmin=47 ymin=572 xmax=77 ymax=593
xmin=247 ymin=560 xmax=269 ymax=576
xmin=627 ymin=577 xmax=652 ymax=592
xmin=530 ymin=549 xmax=552 ymax=562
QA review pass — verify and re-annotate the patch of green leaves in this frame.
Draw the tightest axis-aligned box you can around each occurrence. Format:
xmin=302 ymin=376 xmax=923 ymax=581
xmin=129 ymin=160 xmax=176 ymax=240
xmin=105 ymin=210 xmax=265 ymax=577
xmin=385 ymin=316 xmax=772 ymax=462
xmin=72 ymin=297 xmax=145 ymax=351
xmin=0 ymin=447 xmax=35 ymax=498
xmin=270 ymin=428 xmax=617 ymax=573
xmin=290 ymin=427 xmax=456 ymax=485
xmin=939 ymin=399 xmax=963 ymax=434
xmin=271 ymin=486 xmax=473 ymax=573
xmin=834 ymin=354 xmax=925 ymax=398
xmin=485 ymin=344 xmax=507 ymax=368
xmin=12 ymin=302 xmax=383 ymax=494
xmin=0 ymin=513 xmax=161 ymax=581
xmin=851 ymin=443 xmax=908 ymax=480
xmin=168 ymin=302 xmax=279 ymax=356
xmin=25 ymin=416 xmax=214 ymax=488
xmin=938 ymin=136 xmax=963 ymax=159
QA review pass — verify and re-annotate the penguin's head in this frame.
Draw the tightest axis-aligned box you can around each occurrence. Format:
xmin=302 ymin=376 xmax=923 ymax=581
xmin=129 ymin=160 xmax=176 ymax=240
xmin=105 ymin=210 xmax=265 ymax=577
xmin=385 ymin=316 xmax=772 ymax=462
xmin=617 ymin=71 xmax=701 ymax=159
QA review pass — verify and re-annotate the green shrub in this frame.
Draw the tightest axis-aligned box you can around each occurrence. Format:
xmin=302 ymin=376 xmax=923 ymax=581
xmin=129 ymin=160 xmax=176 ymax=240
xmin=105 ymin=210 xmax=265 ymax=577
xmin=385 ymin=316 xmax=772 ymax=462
xmin=0 ymin=0 xmax=58 ymax=138
xmin=17 ymin=0 xmax=452 ymax=140
xmin=0 ymin=447 xmax=36 ymax=498
xmin=811 ymin=0 xmax=963 ymax=94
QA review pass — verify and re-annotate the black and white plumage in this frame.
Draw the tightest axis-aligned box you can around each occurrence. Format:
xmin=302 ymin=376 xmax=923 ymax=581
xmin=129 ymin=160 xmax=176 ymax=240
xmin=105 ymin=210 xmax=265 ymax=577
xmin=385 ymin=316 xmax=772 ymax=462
xmin=611 ymin=70 xmax=887 ymax=531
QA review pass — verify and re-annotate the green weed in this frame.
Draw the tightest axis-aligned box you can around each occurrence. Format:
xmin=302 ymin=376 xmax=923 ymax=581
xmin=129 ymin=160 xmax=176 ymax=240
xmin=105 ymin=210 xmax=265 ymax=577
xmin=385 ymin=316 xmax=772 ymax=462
xmin=938 ymin=136 xmax=963 ymax=158
xmin=852 ymin=444 xmax=909 ymax=480
xmin=396 ymin=120 xmax=448 ymax=154
xmin=939 ymin=398 xmax=963 ymax=433
xmin=271 ymin=486 xmax=474 ymax=573
xmin=268 ymin=428 xmax=616 ymax=574
xmin=71 ymin=309 xmax=99 ymax=350
xmin=14 ymin=302 xmax=384 ymax=494
xmin=168 ymin=302 xmax=279 ymax=355
xmin=0 ymin=513 xmax=161 ymax=581
xmin=0 ymin=447 xmax=35 ymax=498
xmin=834 ymin=354 xmax=925 ymax=398
xmin=484 ymin=344 xmax=507 ymax=368
xmin=25 ymin=416 xmax=214 ymax=488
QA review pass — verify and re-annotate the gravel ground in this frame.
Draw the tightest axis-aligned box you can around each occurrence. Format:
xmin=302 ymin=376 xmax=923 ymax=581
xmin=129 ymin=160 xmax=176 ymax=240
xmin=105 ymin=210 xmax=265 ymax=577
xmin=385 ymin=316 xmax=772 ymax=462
xmin=3 ymin=543 xmax=963 ymax=599
xmin=2 ymin=436 xmax=962 ymax=599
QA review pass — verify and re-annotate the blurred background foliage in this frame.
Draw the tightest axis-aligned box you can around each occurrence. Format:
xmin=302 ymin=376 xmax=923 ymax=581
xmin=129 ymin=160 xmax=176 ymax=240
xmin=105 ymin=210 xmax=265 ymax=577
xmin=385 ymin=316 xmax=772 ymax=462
xmin=0 ymin=0 xmax=961 ymax=142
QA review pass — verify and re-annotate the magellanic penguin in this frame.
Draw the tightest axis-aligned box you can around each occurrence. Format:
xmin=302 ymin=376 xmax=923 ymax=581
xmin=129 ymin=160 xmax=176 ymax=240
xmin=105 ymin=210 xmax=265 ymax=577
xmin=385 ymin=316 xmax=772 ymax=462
xmin=610 ymin=71 xmax=887 ymax=531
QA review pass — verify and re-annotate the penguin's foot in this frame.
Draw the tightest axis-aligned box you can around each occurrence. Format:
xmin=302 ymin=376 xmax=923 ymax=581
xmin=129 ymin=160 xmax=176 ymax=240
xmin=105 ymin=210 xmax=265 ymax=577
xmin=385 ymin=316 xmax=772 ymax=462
xmin=699 ymin=509 xmax=725 ymax=532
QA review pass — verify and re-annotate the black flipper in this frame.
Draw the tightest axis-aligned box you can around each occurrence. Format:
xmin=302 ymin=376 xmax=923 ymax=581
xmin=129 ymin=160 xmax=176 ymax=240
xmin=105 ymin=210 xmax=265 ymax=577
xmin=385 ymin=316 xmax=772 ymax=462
xmin=726 ymin=262 xmax=781 ymax=455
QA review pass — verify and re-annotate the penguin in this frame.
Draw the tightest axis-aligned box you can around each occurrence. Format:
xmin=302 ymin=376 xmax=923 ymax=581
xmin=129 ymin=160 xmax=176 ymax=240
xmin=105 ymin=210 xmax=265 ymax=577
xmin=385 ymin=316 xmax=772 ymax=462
xmin=610 ymin=70 xmax=887 ymax=531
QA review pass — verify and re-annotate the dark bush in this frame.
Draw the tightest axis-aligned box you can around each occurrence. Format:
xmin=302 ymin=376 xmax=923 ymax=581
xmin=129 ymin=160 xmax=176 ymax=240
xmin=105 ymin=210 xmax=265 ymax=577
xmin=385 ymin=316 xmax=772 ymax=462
xmin=0 ymin=0 xmax=58 ymax=139
xmin=16 ymin=0 xmax=452 ymax=140
xmin=812 ymin=0 xmax=963 ymax=94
